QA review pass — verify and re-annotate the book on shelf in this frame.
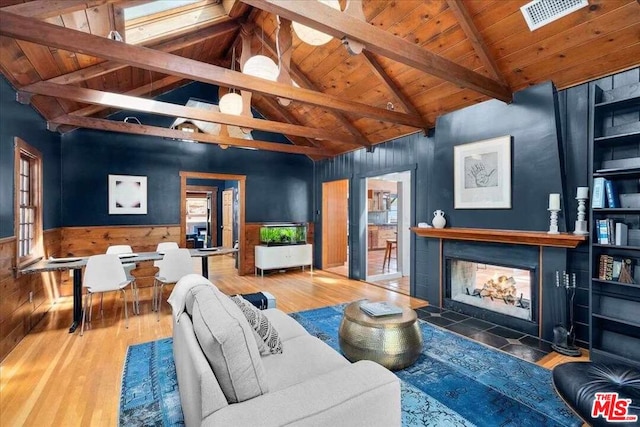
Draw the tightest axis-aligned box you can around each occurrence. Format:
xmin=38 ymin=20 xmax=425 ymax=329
xmin=604 ymin=179 xmax=620 ymax=208
xmin=592 ymin=177 xmax=606 ymax=208
xmin=359 ymin=301 xmax=403 ymax=317
xmin=598 ymin=255 xmax=635 ymax=283
xmin=615 ymin=222 xmax=628 ymax=246
xmin=596 ymin=219 xmax=630 ymax=245
xmin=597 ymin=219 xmax=608 ymax=244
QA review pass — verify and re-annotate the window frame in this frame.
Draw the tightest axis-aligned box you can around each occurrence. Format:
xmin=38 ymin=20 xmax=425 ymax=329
xmin=14 ymin=137 xmax=43 ymax=269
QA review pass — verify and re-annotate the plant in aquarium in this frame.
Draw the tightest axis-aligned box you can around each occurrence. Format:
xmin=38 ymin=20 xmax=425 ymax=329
xmin=260 ymin=223 xmax=307 ymax=246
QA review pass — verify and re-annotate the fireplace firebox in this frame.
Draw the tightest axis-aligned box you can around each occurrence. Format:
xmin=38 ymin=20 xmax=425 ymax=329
xmin=448 ymin=259 xmax=533 ymax=321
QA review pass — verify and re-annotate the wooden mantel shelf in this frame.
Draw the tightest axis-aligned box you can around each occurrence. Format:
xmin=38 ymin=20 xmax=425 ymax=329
xmin=410 ymin=227 xmax=586 ymax=248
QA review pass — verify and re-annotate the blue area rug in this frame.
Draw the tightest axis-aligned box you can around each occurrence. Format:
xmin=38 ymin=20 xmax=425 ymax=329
xmin=119 ymin=337 xmax=184 ymax=426
xmin=119 ymin=304 xmax=581 ymax=426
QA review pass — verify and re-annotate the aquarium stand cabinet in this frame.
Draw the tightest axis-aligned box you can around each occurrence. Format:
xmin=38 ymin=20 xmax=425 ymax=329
xmin=254 ymin=244 xmax=313 ymax=277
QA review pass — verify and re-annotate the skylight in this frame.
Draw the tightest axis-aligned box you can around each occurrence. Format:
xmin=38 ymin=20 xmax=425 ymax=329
xmin=124 ymin=0 xmax=202 ymax=21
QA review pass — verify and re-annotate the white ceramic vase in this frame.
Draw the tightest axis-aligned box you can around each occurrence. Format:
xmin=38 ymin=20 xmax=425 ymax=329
xmin=432 ymin=210 xmax=446 ymax=228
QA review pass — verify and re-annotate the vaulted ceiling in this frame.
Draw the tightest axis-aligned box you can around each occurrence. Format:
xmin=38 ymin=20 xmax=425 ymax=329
xmin=1 ymin=0 xmax=638 ymax=158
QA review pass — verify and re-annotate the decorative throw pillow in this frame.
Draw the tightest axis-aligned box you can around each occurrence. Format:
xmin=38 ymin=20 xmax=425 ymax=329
xmin=231 ymin=295 xmax=283 ymax=354
xmin=188 ymin=286 xmax=269 ymax=403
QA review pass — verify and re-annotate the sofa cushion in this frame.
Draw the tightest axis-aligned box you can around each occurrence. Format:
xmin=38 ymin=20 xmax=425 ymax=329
xmin=263 ymin=309 xmax=309 ymax=342
xmin=188 ymin=286 xmax=269 ymax=403
xmin=231 ymin=295 xmax=283 ymax=354
xmin=261 ymin=334 xmax=350 ymax=392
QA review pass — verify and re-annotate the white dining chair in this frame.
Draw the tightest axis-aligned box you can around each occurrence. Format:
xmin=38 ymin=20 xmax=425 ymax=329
xmin=81 ymin=254 xmax=132 ymax=336
xmin=156 ymin=242 xmax=179 ymax=252
xmin=154 ymin=248 xmax=194 ymax=321
xmin=106 ymin=244 xmax=140 ymax=314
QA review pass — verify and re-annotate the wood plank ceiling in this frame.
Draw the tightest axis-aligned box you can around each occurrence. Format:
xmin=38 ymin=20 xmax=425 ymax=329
xmin=0 ymin=0 xmax=638 ymax=158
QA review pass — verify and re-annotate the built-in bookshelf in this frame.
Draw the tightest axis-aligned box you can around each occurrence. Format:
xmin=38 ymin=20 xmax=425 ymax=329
xmin=589 ymin=81 xmax=640 ymax=368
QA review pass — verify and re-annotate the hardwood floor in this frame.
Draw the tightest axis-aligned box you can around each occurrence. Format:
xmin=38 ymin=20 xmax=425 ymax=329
xmin=367 ymin=249 xmax=410 ymax=295
xmin=0 ymin=256 xmax=587 ymax=426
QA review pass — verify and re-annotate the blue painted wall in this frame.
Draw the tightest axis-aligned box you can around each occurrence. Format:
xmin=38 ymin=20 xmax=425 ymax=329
xmin=61 ymin=82 xmax=313 ymax=227
xmin=315 ymin=82 xmax=570 ymax=306
xmin=0 ymin=76 xmax=62 ymax=238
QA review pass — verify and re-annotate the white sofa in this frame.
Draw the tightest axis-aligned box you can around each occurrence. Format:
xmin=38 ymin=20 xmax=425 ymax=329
xmin=169 ymin=274 xmax=401 ymax=427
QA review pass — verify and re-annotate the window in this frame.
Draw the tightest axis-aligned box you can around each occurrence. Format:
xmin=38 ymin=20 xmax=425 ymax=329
xmin=14 ymin=138 xmax=42 ymax=267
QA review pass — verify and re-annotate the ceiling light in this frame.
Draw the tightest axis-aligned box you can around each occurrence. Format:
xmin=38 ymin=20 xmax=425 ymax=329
xmin=218 ymin=92 xmax=243 ymax=115
xmin=108 ymin=30 xmax=123 ymax=42
xmin=242 ymin=55 xmax=279 ymax=81
xmin=220 ymin=46 xmax=243 ymax=115
xmin=291 ymin=0 xmax=340 ymax=46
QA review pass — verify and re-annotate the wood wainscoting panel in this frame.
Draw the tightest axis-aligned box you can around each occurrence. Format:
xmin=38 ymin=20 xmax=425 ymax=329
xmin=59 ymin=225 xmax=181 ymax=292
xmin=242 ymin=222 xmax=315 ymax=276
xmin=0 ymin=229 xmax=61 ymax=361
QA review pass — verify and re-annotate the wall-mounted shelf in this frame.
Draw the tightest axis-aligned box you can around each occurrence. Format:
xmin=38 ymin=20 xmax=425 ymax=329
xmin=410 ymin=227 xmax=586 ymax=248
xmin=594 ymin=94 xmax=640 ymax=111
xmin=593 ymin=130 xmax=640 ymax=146
xmin=592 ymin=279 xmax=640 ymax=290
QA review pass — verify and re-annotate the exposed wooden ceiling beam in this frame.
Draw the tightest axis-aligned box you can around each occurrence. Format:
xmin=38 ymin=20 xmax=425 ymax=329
xmin=51 ymin=115 xmax=328 ymax=156
xmin=362 ymin=50 xmax=429 ymax=129
xmin=65 ymin=75 xmax=185 ymax=118
xmin=446 ymin=0 xmax=508 ymax=85
xmin=222 ymin=0 xmax=251 ymax=19
xmin=21 ymin=20 xmax=239 ymax=88
xmin=256 ymin=95 xmax=332 ymax=149
xmin=0 ymin=0 xmax=125 ymax=19
xmin=241 ymin=0 xmax=513 ymax=103
xmin=0 ymin=10 xmax=424 ymax=129
xmin=20 ymin=81 xmax=362 ymax=145
xmin=254 ymin=28 xmax=372 ymax=145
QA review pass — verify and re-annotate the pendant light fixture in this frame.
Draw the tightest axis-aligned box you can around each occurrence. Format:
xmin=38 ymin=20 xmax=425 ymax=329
xmin=242 ymin=24 xmax=279 ymax=82
xmin=291 ymin=0 xmax=340 ymax=46
xmin=219 ymin=47 xmax=244 ymax=115
xmin=242 ymin=55 xmax=279 ymax=81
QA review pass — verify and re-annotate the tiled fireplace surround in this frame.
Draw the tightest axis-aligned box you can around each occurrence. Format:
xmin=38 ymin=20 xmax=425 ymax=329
xmin=417 ymin=237 xmax=576 ymax=362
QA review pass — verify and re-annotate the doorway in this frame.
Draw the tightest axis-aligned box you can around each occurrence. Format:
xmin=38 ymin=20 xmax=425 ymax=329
xmin=366 ymin=171 xmax=411 ymax=295
xmin=322 ymin=179 xmax=349 ymax=277
xmin=180 ymin=171 xmax=246 ymax=274
xmin=185 ymin=186 xmax=217 ymax=248
xmin=222 ymin=188 xmax=234 ymax=248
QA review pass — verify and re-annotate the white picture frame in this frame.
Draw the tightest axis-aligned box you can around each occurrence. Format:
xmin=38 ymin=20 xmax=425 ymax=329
xmin=454 ymin=136 xmax=511 ymax=209
xmin=108 ymin=174 xmax=147 ymax=214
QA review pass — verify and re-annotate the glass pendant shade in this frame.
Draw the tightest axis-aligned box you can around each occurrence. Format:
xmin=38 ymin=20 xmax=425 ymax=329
xmin=218 ymin=92 xmax=243 ymax=115
xmin=291 ymin=0 xmax=340 ymax=46
xmin=242 ymin=55 xmax=279 ymax=81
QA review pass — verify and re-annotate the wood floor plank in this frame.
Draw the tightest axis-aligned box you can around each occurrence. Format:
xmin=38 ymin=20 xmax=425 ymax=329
xmin=0 ymin=255 xmax=586 ymax=426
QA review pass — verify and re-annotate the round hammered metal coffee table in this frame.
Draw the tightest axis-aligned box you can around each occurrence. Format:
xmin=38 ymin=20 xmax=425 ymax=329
xmin=338 ymin=300 xmax=423 ymax=370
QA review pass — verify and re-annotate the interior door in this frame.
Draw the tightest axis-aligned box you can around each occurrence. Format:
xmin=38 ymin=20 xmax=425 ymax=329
xmin=322 ymin=179 xmax=348 ymax=269
xmin=222 ymin=189 xmax=234 ymax=248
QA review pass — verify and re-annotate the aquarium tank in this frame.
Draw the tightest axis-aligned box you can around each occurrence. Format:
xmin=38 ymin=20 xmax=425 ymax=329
xmin=259 ymin=223 xmax=307 ymax=246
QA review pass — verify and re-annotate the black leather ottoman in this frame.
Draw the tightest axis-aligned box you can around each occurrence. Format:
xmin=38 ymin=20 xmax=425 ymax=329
xmin=552 ymin=362 xmax=640 ymax=426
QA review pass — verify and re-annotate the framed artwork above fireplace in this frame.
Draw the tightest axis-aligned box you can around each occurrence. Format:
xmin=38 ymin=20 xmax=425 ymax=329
xmin=454 ymin=135 xmax=511 ymax=209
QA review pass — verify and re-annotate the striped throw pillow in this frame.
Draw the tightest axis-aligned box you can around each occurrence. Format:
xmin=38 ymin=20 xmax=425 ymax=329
xmin=231 ymin=295 xmax=283 ymax=354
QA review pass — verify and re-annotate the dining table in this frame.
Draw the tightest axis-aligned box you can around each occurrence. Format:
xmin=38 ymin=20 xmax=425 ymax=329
xmin=19 ymin=247 xmax=238 ymax=333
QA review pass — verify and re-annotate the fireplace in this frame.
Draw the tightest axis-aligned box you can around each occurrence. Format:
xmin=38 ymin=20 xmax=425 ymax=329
xmin=448 ymin=259 xmax=533 ymax=321
xmin=443 ymin=241 xmax=539 ymax=336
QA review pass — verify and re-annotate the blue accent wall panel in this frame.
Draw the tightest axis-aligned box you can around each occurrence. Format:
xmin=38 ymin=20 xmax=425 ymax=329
xmin=0 ymin=76 xmax=61 ymax=237
xmin=431 ymin=82 xmax=565 ymax=231
xmin=314 ymin=82 xmax=566 ymax=306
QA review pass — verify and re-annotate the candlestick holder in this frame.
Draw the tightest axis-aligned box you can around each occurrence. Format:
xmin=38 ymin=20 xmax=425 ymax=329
xmin=548 ymin=208 xmax=560 ymax=234
xmin=573 ymin=195 xmax=589 ymax=235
